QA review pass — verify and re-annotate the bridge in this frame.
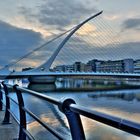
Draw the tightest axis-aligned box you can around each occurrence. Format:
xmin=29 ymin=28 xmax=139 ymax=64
xmin=0 ymin=11 xmax=103 ymax=81
xmin=0 ymin=10 xmax=139 ymax=83
xmin=0 ymin=71 xmax=140 ymax=80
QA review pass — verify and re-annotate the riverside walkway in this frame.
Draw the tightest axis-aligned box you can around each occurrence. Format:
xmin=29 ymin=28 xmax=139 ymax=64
xmin=0 ymin=82 xmax=140 ymax=140
xmin=0 ymin=110 xmax=18 ymax=140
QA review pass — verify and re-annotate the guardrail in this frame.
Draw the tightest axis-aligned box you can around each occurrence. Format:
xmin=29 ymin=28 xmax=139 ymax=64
xmin=0 ymin=81 xmax=140 ymax=140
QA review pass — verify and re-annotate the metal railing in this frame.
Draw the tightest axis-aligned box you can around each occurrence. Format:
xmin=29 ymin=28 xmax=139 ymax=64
xmin=0 ymin=81 xmax=140 ymax=140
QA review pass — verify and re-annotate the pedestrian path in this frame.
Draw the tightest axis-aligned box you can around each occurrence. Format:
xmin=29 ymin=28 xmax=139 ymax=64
xmin=0 ymin=111 xmax=18 ymax=140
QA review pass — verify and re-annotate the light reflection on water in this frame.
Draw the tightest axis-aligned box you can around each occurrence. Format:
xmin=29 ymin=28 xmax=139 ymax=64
xmin=7 ymin=79 xmax=140 ymax=140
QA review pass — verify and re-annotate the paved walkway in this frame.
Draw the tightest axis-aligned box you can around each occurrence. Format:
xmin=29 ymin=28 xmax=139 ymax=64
xmin=0 ymin=110 xmax=19 ymax=140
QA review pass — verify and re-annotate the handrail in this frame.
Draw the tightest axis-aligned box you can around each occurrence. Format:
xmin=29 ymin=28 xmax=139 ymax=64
xmin=0 ymin=84 xmax=3 ymax=111
xmin=13 ymin=84 xmax=27 ymax=140
xmin=0 ymin=82 xmax=140 ymax=140
xmin=2 ymin=82 xmax=11 ymax=124
xmin=22 ymin=107 xmax=64 ymax=139
xmin=16 ymin=86 xmax=61 ymax=106
xmin=70 ymin=104 xmax=140 ymax=136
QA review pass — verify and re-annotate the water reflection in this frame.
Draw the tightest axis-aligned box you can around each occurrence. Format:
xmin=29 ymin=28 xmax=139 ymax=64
xmin=28 ymin=78 xmax=140 ymax=93
xmin=28 ymin=83 xmax=56 ymax=92
xmin=88 ymin=91 xmax=140 ymax=102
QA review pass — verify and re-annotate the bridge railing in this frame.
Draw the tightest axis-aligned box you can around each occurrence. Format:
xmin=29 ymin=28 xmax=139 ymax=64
xmin=0 ymin=82 xmax=140 ymax=140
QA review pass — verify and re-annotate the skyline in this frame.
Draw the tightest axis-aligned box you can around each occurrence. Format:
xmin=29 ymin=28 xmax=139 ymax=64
xmin=0 ymin=0 xmax=140 ymax=70
xmin=52 ymin=57 xmax=139 ymax=72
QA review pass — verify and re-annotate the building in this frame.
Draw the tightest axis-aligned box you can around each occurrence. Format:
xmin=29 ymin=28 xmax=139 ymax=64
xmin=74 ymin=62 xmax=85 ymax=72
xmin=123 ymin=59 xmax=134 ymax=73
xmin=86 ymin=59 xmax=97 ymax=72
xmin=22 ymin=67 xmax=33 ymax=71
xmin=53 ymin=65 xmax=66 ymax=72
xmin=134 ymin=59 xmax=140 ymax=73
xmin=65 ymin=65 xmax=74 ymax=72
xmin=84 ymin=64 xmax=93 ymax=72
xmin=52 ymin=58 xmax=135 ymax=73
xmin=95 ymin=59 xmax=134 ymax=73
xmin=96 ymin=60 xmax=124 ymax=73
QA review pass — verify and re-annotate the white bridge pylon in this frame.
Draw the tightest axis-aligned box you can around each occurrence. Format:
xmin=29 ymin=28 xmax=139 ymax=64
xmin=32 ymin=11 xmax=103 ymax=72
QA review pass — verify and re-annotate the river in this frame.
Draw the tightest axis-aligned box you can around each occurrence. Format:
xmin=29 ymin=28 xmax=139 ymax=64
xmin=6 ymin=78 xmax=140 ymax=140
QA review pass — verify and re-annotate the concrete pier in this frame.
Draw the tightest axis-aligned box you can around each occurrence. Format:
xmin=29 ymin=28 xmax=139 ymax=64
xmin=0 ymin=110 xmax=19 ymax=140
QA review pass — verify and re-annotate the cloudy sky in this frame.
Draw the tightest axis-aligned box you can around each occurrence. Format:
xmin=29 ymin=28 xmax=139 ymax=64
xmin=0 ymin=0 xmax=140 ymax=70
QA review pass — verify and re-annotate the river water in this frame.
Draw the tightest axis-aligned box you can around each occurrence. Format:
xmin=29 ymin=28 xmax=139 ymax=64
xmin=7 ymin=79 xmax=140 ymax=140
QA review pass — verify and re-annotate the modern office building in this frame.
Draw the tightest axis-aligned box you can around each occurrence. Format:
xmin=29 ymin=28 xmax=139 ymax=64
xmin=22 ymin=67 xmax=33 ymax=71
xmin=95 ymin=59 xmax=134 ymax=73
xmin=65 ymin=65 xmax=75 ymax=72
xmin=52 ymin=58 xmax=135 ymax=73
xmin=123 ymin=59 xmax=134 ymax=73
xmin=53 ymin=65 xmax=66 ymax=72
xmin=134 ymin=59 xmax=140 ymax=73
xmin=96 ymin=60 xmax=124 ymax=73
xmin=86 ymin=59 xmax=97 ymax=72
xmin=74 ymin=62 xmax=85 ymax=72
xmin=84 ymin=64 xmax=93 ymax=72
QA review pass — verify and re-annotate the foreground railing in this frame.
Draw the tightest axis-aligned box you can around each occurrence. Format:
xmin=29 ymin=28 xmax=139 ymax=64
xmin=0 ymin=82 xmax=140 ymax=140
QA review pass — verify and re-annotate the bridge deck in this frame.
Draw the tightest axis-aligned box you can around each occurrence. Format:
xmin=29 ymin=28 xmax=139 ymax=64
xmin=0 ymin=110 xmax=18 ymax=140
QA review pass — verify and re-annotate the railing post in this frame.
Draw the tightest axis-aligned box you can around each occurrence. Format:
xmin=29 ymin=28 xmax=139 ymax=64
xmin=13 ymin=85 xmax=26 ymax=140
xmin=0 ymin=84 xmax=3 ymax=111
xmin=59 ymin=98 xmax=85 ymax=140
xmin=2 ymin=82 xmax=11 ymax=124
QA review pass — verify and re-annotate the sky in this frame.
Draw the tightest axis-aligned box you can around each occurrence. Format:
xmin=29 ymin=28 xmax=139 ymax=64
xmin=0 ymin=0 xmax=140 ymax=70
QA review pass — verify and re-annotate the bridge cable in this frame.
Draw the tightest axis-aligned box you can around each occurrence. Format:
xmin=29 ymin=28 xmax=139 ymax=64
xmin=52 ymin=16 xmax=123 ymax=67
xmin=1 ymin=26 xmax=77 ymax=70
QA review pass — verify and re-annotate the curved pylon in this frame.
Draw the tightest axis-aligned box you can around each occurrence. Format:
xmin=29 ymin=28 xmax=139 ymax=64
xmin=33 ymin=11 xmax=103 ymax=72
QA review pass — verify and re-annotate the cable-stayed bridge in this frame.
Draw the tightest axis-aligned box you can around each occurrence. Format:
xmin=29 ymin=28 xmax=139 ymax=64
xmin=0 ymin=11 xmax=140 ymax=83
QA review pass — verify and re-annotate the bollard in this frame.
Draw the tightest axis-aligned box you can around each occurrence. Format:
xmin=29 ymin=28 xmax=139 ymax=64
xmin=59 ymin=98 xmax=86 ymax=140
xmin=13 ymin=85 xmax=27 ymax=140
xmin=2 ymin=82 xmax=11 ymax=124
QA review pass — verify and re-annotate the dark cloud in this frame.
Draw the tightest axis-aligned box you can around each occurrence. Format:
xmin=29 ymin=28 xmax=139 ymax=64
xmin=0 ymin=20 xmax=43 ymax=67
xmin=40 ymin=0 xmax=97 ymax=26
xmin=19 ymin=6 xmax=38 ymax=23
xmin=19 ymin=0 xmax=98 ymax=30
xmin=122 ymin=18 xmax=140 ymax=31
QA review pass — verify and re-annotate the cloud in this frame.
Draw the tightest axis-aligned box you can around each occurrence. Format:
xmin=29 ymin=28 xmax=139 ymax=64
xmin=103 ymin=15 xmax=120 ymax=21
xmin=0 ymin=20 xmax=44 ymax=68
xmin=19 ymin=0 xmax=98 ymax=31
xmin=122 ymin=18 xmax=140 ymax=31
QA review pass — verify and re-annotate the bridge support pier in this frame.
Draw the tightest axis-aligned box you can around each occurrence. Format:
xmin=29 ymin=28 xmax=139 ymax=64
xmin=28 ymin=76 xmax=56 ymax=84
